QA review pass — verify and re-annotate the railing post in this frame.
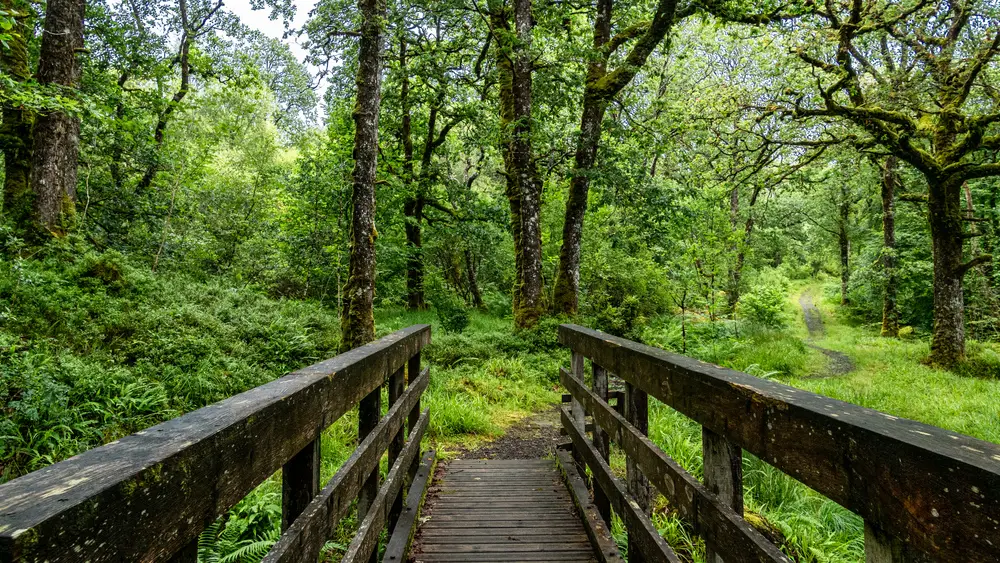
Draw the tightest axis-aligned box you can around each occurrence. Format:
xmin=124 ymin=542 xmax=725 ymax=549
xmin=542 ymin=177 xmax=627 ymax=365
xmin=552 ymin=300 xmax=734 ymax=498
xmin=592 ymin=363 xmax=611 ymax=526
xmin=281 ymin=436 xmax=321 ymax=532
xmin=570 ymin=351 xmax=587 ymax=478
xmin=702 ymin=427 xmax=743 ymax=563
xmin=167 ymin=539 xmax=198 ymax=563
xmin=358 ymin=383 xmax=382 ymax=563
xmin=407 ymin=351 xmax=422 ymax=481
xmin=624 ymin=381 xmax=651 ymax=563
xmin=865 ymin=521 xmax=927 ymax=562
xmin=387 ymin=364 xmax=406 ymax=533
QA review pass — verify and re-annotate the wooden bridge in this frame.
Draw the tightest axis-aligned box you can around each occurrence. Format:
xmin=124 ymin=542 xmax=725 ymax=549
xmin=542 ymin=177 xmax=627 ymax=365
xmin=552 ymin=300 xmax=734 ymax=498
xmin=1 ymin=324 xmax=999 ymax=563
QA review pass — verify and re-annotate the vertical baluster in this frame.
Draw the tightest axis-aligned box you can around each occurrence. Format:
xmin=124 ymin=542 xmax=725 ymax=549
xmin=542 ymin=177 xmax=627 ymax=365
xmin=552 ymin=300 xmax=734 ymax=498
xmin=407 ymin=351 xmax=422 ymax=481
xmin=358 ymin=383 xmax=382 ymax=563
xmin=281 ymin=437 xmax=321 ymax=531
xmin=167 ymin=538 xmax=198 ymax=562
xmin=592 ymin=363 xmax=611 ymax=525
xmin=702 ymin=427 xmax=743 ymax=563
xmin=570 ymin=351 xmax=587 ymax=477
xmin=865 ymin=521 xmax=926 ymax=562
xmin=624 ymin=381 xmax=651 ymax=563
xmin=387 ymin=364 xmax=406 ymax=533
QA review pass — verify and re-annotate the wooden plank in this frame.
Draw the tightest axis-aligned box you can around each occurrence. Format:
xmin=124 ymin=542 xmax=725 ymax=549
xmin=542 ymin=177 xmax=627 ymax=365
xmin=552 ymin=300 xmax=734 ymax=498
xmin=559 ymin=324 xmax=1000 ymax=562
xmin=555 ymin=449 xmax=625 ymax=563
xmin=419 ymin=527 xmax=586 ymax=537
xmin=413 ymin=551 xmax=597 ymax=562
xmin=418 ymin=543 xmax=593 ymax=553
xmin=421 ymin=517 xmax=584 ymax=526
xmin=343 ymin=410 xmax=430 ymax=563
xmin=383 ymin=450 xmax=435 ymax=563
xmin=562 ymin=368 xmax=790 ymax=563
xmin=357 ymin=384 xmax=383 ymax=563
xmin=625 ymin=381 xmax=652 ymax=563
xmin=407 ymin=352 xmax=423 ymax=481
xmin=561 ymin=406 xmax=680 ymax=563
xmin=0 ymin=324 xmax=431 ymax=563
xmin=570 ymin=351 xmax=587 ymax=477
xmin=282 ymin=438 xmax=321 ymax=531
xmin=703 ymin=427 xmax=743 ymax=563
xmin=262 ymin=368 xmax=429 ymax=563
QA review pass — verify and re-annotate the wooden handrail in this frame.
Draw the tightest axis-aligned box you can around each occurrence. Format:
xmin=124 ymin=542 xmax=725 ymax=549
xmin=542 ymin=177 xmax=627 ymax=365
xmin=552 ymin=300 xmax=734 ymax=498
xmin=558 ymin=323 xmax=1000 ymax=562
xmin=0 ymin=324 xmax=431 ymax=563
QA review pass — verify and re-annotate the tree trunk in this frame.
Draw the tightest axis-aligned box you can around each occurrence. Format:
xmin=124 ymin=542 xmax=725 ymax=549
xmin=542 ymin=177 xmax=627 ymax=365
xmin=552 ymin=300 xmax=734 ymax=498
xmin=928 ymin=177 xmax=966 ymax=367
xmin=880 ymin=157 xmax=900 ymax=337
xmin=340 ymin=0 xmax=385 ymax=352
xmin=0 ymin=0 xmax=34 ymax=233
xmin=399 ymin=37 xmax=426 ymax=311
xmin=30 ymin=0 xmax=85 ymax=234
xmin=728 ymin=184 xmax=762 ymax=312
xmin=552 ymin=0 xmax=610 ymax=316
xmin=465 ymin=248 xmax=484 ymax=308
xmin=492 ymin=0 xmax=543 ymax=329
xmin=839 ymin=200 xmax=850 ymax=305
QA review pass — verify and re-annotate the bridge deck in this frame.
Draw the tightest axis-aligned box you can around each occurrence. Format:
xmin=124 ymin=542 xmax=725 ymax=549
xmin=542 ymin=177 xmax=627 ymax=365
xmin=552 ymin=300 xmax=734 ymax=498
xmin=409 ymin=459 xmax=598 ymax=562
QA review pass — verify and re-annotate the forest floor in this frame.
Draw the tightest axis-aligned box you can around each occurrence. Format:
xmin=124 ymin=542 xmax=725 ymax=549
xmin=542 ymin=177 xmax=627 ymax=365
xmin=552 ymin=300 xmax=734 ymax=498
xmin=456 ymin=405 xmax=562 ymax=460
xmin=798 ymin=289 xmax=855 ymax=377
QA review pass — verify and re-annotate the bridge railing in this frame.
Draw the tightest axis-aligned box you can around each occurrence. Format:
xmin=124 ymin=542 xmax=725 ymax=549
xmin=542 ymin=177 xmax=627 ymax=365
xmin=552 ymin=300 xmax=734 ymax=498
xmin=558 ymin=323 xmax=1000 ymax=563
xmin=0 ymin=324 xmax=434 ymax=563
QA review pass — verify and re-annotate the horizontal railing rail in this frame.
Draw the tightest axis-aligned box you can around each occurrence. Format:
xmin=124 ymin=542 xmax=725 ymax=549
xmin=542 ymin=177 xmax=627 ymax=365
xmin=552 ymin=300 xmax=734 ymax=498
xmin=558 ymin=323 xmax=1000 ymax=563
xmin=0 ymin=324 xmax=432 ymax=563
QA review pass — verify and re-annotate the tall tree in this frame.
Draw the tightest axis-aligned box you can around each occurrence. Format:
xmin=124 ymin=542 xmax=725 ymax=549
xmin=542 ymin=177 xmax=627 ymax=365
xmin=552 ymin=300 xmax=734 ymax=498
xmin=490 ymin=0 xmax=543 ymax=328
xmin=781 ymin=0 xmax=1000 ymax=366
xmin=30 ymin=0 xmax=86 ymax=234
xmin=880 ymin=156 xmax=900 ymax=336
xmin=0 ymin=0 xmax=34 ymax=232
xmin=340 ymin=0 xmax=386 ymax=350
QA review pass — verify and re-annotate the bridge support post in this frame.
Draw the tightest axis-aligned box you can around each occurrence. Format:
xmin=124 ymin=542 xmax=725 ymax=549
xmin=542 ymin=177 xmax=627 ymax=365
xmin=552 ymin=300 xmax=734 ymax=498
xmin=407 ymin=351 xmax=422 ymax=482
xmin=624 ymin=381 xmax=651 ymax=563
xmin=387 ymin=365 xmax=406 ymax=533
xmin=570 ymin=351 xmax=587 ymax=478
xmin=702 ymin=427 xmax=743 ymax=563
xmin=592 ymin=363 xmax=611 ymax=526
xmin=281 ymin=436 xmax=321 ymax=531
xmin=865 ymin=521 xmax=929 ymax=563
xmin=358 ymin=383 xmax=382 ymax=563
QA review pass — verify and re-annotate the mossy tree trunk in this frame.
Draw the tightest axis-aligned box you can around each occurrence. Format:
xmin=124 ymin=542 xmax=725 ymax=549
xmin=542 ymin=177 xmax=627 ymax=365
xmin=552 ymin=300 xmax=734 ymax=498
xmin=839 ymin=189 xmax=850 ymax=305
xmin=491 ymin=0 xmax=543 ymax=329
xmin=0 ymin=0 xmax=34 ymax=234
xmin=880 ymin=156 xmax=900 ymax=337
xmin=340 ymin=0 xmax=386 ymax=352
xmin=928 ymin=175 xmax=970 ymax=367
xmin=553 ymin=0 xmax=681 ymax=316
xmin=30 ymin=0 xmax=86 ymax=235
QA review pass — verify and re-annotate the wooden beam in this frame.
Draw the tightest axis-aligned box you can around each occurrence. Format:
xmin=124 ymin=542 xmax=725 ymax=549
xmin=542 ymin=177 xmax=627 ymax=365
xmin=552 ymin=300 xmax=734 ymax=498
xmin=387 ymin=366 xmax=406 ymax=532
xmin=561 ymin=369 xmax=789 ymax=563
xmin=382 ymin=450 xmax=436 ymax=563
xmin=625 ymin=380 xmax=651 ymax=563
xmin=282 ymin=438 xmax=322 ymax=531
xmin=560 ymin=406 xmax=681 ymax=563
xmin=263 ymin=368 xmax=429 ymax=563
xmin=554 ymin=448 xmax=624 ymax=563
xmin=0 ymin=325 xmax=431 ymax=563
xmin=703 ymin=428 xmax=743 ymax=563
xmin=592 ymin=363 xmax=611 ymax=526
xmin=343 ymin=410 xmax=430 ymax=563
xmin=559 ymin=324 xmax=1000 ymax=562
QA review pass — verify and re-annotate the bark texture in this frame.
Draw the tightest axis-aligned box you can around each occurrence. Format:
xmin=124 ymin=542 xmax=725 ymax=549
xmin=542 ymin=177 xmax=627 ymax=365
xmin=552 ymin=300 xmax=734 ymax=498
xmin=838 ymin=192 xmax=850 ymax=305
xmin=0 ymin=0 xmax=34 ymax=232
xmin=340 ymin=0 xmax=386 ymax=351
xmin=928 ymin=177 xmax=967 ymax=366
xmin=492 ymin=0 xmax=544 ymax=329
xmin=30 ymin=0 xmax=85 ymax=234
xmin=552 ymin=0 xmax=680 ymax=315
xmin=880 ymin=157 xmax=900 ymax=337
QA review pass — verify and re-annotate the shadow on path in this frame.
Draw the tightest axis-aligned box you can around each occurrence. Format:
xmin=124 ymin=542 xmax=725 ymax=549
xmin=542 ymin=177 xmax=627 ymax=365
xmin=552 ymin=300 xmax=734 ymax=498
xmin=799 ymin=291 xmax=855 ymax=377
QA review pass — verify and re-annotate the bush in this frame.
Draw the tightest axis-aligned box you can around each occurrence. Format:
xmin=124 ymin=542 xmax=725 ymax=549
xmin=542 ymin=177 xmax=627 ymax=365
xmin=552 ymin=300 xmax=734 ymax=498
xmin=433 ymin=295 xmax=471 ymax=334
xmin=740 ymin=270 xmax=789 ymax=328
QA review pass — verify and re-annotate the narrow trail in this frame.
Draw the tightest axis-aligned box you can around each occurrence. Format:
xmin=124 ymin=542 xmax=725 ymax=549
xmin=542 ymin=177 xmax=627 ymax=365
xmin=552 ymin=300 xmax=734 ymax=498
xmin=457 ymin=406 xmax=562 ymax=460
xmin=798 ymin=291 xmax=855 ymax=377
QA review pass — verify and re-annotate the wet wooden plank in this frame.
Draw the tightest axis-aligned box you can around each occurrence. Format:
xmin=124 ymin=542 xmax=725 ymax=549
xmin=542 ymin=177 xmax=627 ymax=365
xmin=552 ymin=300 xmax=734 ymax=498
xmin=555 ymin=449 xmax=625 ymax=563
xmin=382 ymin=450 xmax=435 ymax=563
xmin=559 ymin=323 xmax=1000 ymax=562
xmin=0 ymin=325 xmax=431 ymax=563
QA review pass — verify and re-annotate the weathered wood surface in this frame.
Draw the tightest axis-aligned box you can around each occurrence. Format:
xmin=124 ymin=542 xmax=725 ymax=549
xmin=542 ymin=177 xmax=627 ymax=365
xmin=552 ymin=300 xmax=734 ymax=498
xmin=561 ymin=369 xmax=789 ymax=563
xmin=282 ymin=438 xmax=321 ymax=531
xmin=263 ymin=368 xmax=429 ymax=563
xmin=555 ymin=449 xmax=624 ymax=563
xmin=411 ymin=459 xmax=599 ymax=562
xmin=382 ymin=450 xmax=436 ymax=563
xmin=559 ymin=324 xmax=1000 ymax=562
xmin=561 ymin=407 xmax=680 ymax=563
xmin=0 ymin=324 xmax=430 ymax=563
xmin=342 ymin=409 xmax=429 ymax=563
xmin=703 ymin=428 xmax=743 ymax=563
